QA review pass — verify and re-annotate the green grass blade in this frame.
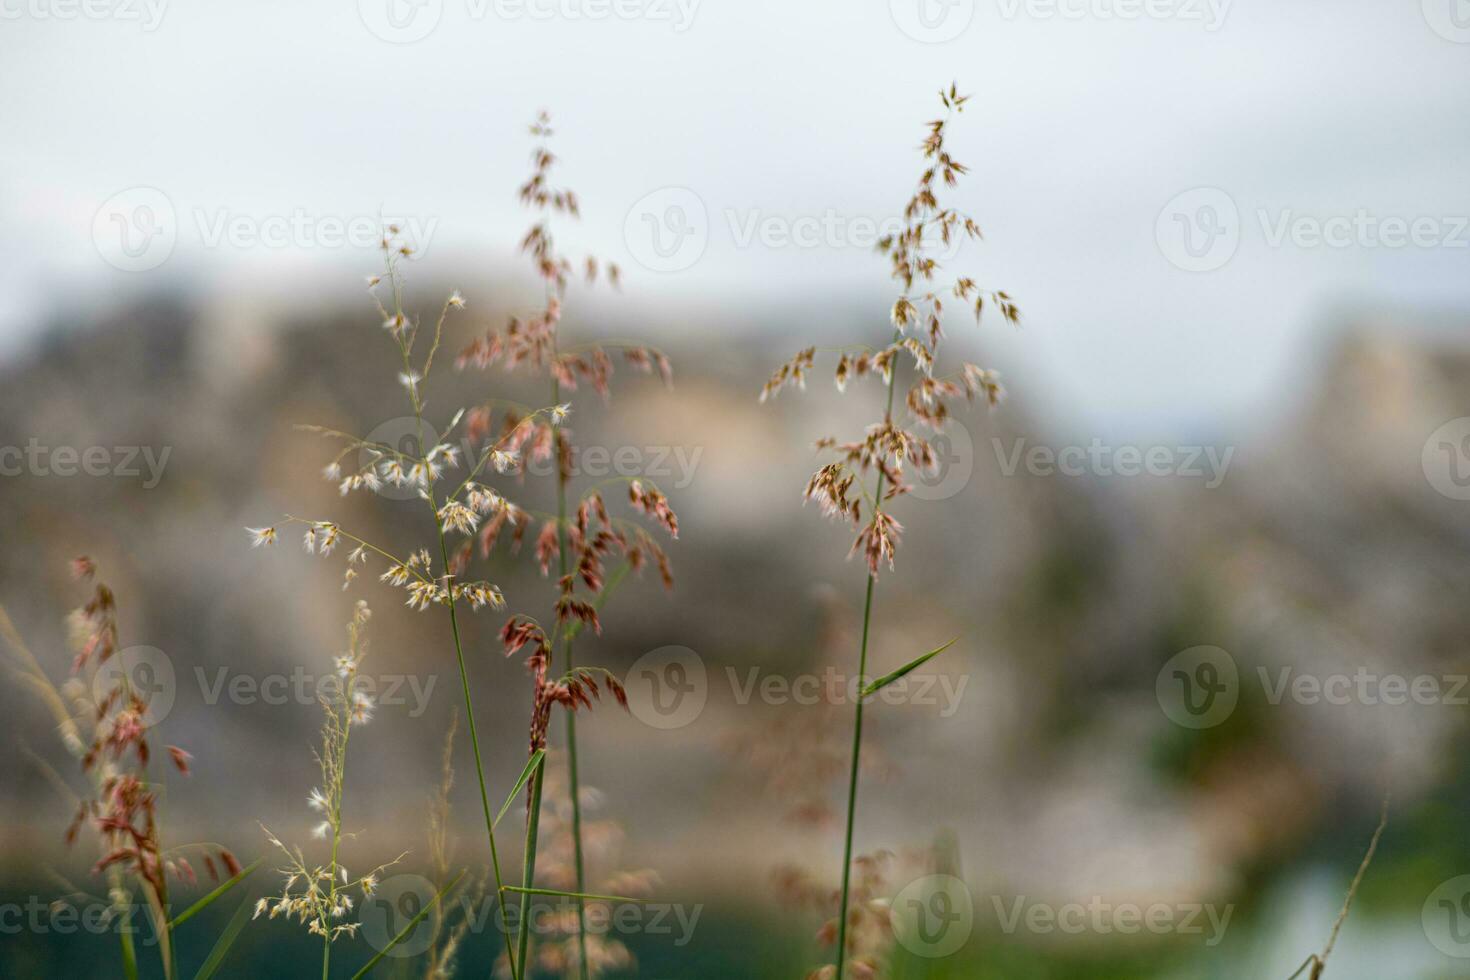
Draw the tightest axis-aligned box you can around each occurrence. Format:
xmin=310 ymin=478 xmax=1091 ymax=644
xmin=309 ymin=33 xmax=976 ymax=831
xmin=493 ymin=749 xmax=545 ymax=830
xmin=859 ymin=637 xmax=960 ymax=699
xmin=169 ymin=859 xmax=261 ymax=930
xmin=351 ymin=871 xmax=464 ymax=979
xmin=191 ymin=896 xmax=253 ymax=980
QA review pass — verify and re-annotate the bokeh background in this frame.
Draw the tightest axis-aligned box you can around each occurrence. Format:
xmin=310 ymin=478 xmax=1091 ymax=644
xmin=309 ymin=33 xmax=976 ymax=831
xmin=3 ymin=1 xmax=1470 ymax=976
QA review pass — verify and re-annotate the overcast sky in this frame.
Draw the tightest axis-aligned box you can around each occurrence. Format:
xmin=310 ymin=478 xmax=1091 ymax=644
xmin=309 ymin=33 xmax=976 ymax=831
xmin=3 ymin=0 xmax=1468 ymax=437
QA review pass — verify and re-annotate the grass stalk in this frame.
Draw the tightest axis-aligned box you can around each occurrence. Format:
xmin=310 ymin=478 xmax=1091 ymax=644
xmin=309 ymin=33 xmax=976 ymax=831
xmin=322 ymin=699 xmax=351 ymax=980
xmin=1288 ymin=795 xmax=1390 ymax=980
xmin=514 ymin=369 xmax=593 ymax=979
xmin=761 ymin=89 xmax=1009 ymax=975
xmin=552 ymin=370 xmax=593 ymax=980
xmin=117 ymin=894 xmax=139 ymax=980
xmin=434 ymin=522 xmax=520 ymax=980
xmin=834 ymin=340 xmax=900 ymax=980
xmin=396 ymin=308 xmax=521 ymax=980
xmin=564 ymin=705 xmax=589 ymax=980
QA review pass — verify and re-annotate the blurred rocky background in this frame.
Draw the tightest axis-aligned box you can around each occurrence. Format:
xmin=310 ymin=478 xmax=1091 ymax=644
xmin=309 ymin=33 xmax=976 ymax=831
xmin=8 ymin=0 xmax=1470 ymax=970
xmin=2 ymin=277 xmax=1468 ymax=976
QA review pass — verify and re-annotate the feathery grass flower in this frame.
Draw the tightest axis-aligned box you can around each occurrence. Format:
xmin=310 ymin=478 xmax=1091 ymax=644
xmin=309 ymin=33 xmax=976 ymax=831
xmin=761 ymin=84 xmax=1020 ymax=980
xmin=458 ymin=111 xmax=676 ymax=980
xmin=259 ymin=602 xmax=398 ymax=971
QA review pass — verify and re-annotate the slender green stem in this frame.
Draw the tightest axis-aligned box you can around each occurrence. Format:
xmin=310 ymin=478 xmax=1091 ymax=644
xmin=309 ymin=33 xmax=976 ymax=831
xmin=385 ymin=258 xmax=520 ymax=980
xmin=162 ymin=899 xmax=175 ymax=980
xmin=834 ymin=333 xmax=900 ymax=980
xmin=565 ymin=695 xmax=589 ymax=980
xmin=429 ymin=463 xmax=520 ymax=980
xmin=322 ymin=698 xmax=349 ymax=980
xmin=116 ymin=884 xmax=138 ymax=980
xmin=834 ymin=572 xmax=877 ymax=980
xmin=520 ymin=368 xmax=592 ymax=980
xmin=553 ymin=376 xmax=592 ymax=980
